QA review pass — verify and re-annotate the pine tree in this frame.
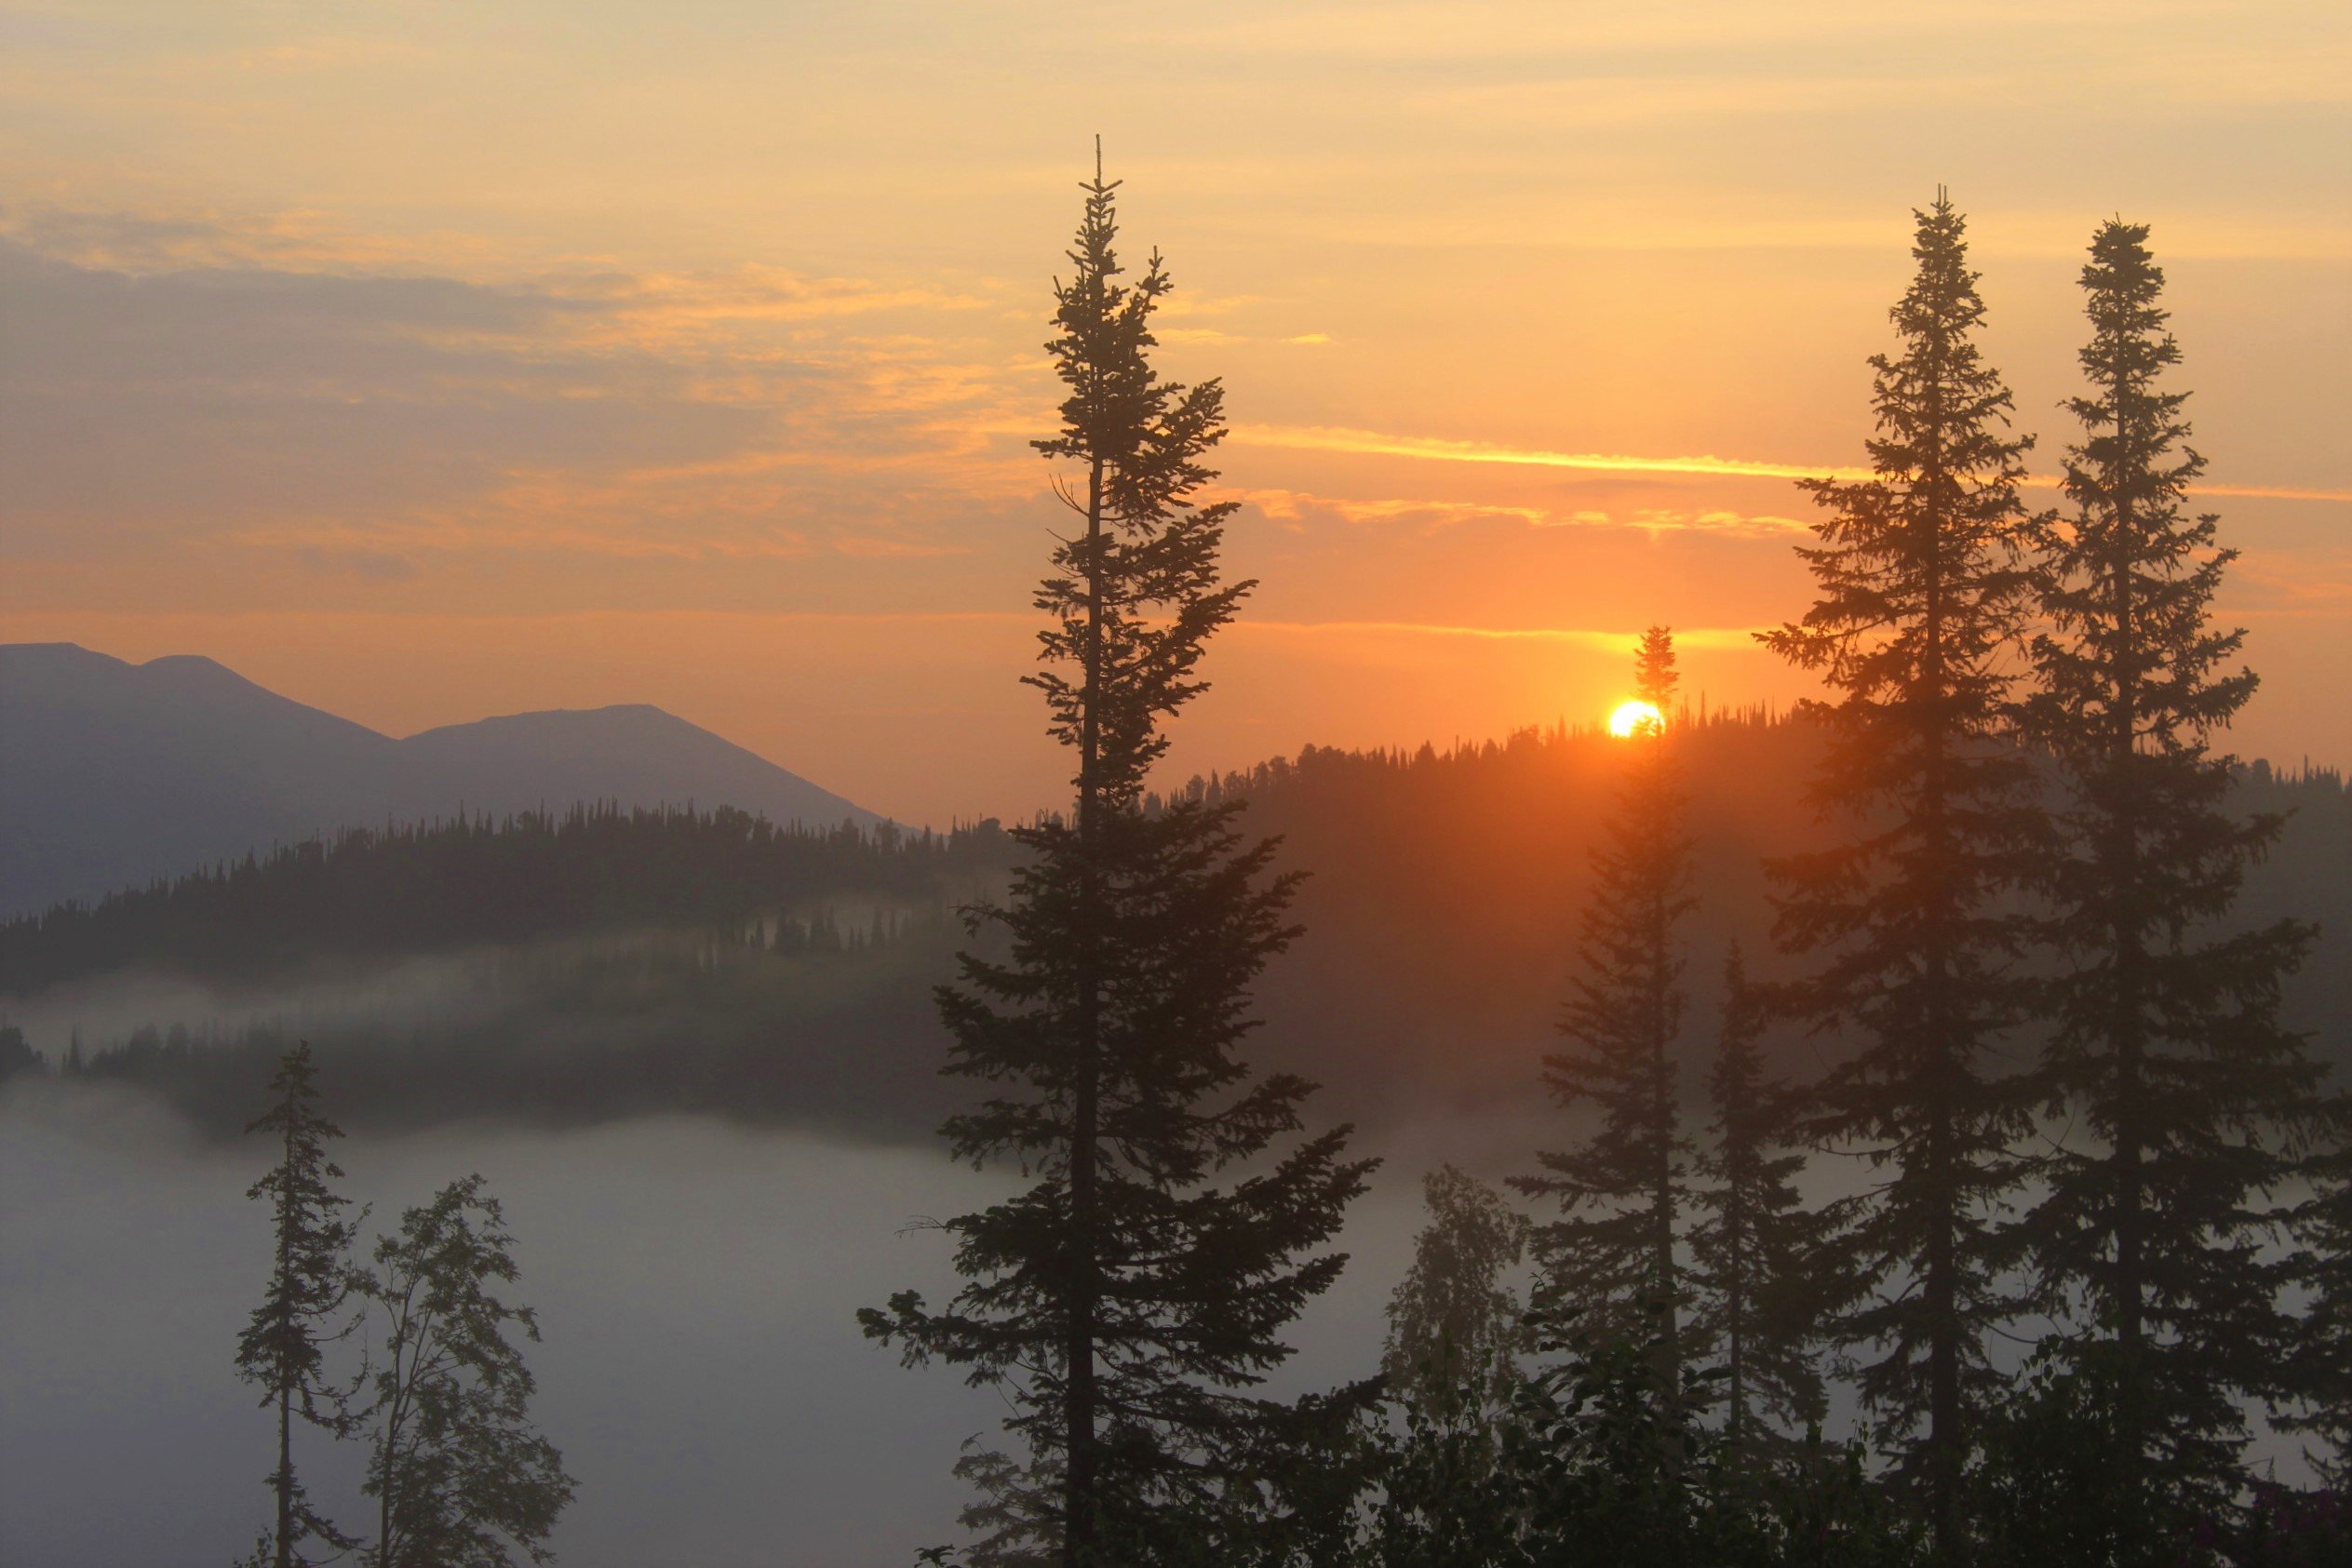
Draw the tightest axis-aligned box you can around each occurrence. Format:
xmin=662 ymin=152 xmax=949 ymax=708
xmin=1517 ymin=627 xmax=1694 ymax=1381
xmin=1759 ymin=192 xmax=2044 ymax=1547
xmin=2017 ymin=218 xmax=2327 ymax=1525
xmin=359 ymin=1175 xmax=573 ymax=1568
xmin=859 ymin=153 xmax=1372 ymax=1567
xmin=1687 ymin=947 xmax=1834 ymax=1457
xmin=235 ymin=1040 xmax=363 ymax=1568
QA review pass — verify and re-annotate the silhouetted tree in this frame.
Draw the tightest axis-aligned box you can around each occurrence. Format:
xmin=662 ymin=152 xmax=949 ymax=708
xmin=235 ymin=1041 xmax=364 ymax=1568
xmin=1376 ymin=1311 xmax=1922 ymax=1568
xmin=1969 ymin=1347 xmax=2183 ymax=1568
xmin=359 ymin=1176 xmax=572 ymax=1568
xmin=2286 ymin=1106 xmax=2352 ymax=1488
xmin=1759 ymin=192 xmax=2044 ymax=1547
xmin=0 ymin=1023 xmax=40 ymax=1080
xmin=1371 ymin=1166 xmax=1533 ymax=1568
xmin=1687 ymin=947 xmax=1833 ymax=1457
xmin=860 ymin=154 xmax=1371 ymax=1567
xmin=927 ymin=1439 xmax=1061 ymax=1568
xmin=1518 ymin=627 xmax=1693 ymax=1381
xmin=2016 ymin=218 xmax=2327 ymax=1530
xmin=1383 ymin=1164 xmax=1529 ymax=1427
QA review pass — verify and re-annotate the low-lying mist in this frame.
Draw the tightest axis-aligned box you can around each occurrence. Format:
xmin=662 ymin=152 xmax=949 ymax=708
xmin=5 ymin=1071 xmax=2322 ymax=1564
xmin=0 ymin=1081 xmax=1480 ymax=1568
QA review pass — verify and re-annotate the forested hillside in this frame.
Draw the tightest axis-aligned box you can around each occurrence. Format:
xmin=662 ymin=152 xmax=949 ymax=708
xmin=1233 ymin=711 xmax=2349 ymax=1120
xmin=5 ymin=711 xmax=2341 ymax=1137
xmin=0 ymin=803 xmax=1013 ymax=994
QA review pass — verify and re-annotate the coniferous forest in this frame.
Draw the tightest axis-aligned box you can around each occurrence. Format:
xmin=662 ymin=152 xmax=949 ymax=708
xmin=3 ymin=169 xmax=2349 ymax=1568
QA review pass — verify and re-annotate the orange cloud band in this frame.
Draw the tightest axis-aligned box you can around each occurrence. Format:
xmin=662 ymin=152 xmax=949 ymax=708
xmin=1227 ymin=422 xmax=2352 ymax=503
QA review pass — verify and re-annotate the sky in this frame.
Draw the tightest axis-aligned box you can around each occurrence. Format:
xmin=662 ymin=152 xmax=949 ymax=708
xmin=2 ymin=0 xmax=2346 ymax=825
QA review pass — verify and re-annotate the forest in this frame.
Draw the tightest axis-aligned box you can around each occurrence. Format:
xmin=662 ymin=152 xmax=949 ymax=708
xmin=4 ymin=171 xmax=2349 ymax=1568
xmin=4 ymin=716 xmax=2343 ymax=1146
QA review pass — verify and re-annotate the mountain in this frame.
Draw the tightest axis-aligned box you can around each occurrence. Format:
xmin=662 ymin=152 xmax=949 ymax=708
xmin=0 ymin=643 xmax=882 ymax=916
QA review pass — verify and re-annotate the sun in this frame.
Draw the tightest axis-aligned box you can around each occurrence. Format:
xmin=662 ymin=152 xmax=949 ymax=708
xmin=1607 ymin=699 xmax=1664 ymax=738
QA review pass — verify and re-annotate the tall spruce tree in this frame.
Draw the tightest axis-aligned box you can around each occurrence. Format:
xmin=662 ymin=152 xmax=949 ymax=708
xmin=2017 ymin=218 xmax=2326 ymax=1525
xmin=1517 ymin=627 xmax=1693 ymax=1382
xmin=1687 ymin=946 xmax=1834 ymax=1457
xmin=859 ymin=154 xmax=1372 ymax=1567
xmin=1759 ymin=193 xmax=2044 ymax=1547
xmin=236 ymin=1041 xmax=363 ymax=1568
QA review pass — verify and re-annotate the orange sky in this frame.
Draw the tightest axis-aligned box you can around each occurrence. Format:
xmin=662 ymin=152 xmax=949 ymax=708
xmin=3 ymin=1 xmax=2345 ymax=824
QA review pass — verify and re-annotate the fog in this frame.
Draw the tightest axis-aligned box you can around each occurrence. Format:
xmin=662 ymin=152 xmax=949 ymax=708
xmin=0 ymin=1083 xmax=1472 ymax=1568
xmin=5 ymin=1079 xmax=2314 ymax=1565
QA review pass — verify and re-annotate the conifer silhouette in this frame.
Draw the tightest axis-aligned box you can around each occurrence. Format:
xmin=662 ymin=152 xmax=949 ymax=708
xmin=1518 ymin=627 xmax=1694 ymax=1384
xmin=1687 ymin=947 xmax=1834 ymax=1457
xmin=860 ymin=153 xmax=1370 ymax=1566
xmin=2018 ymin=218 xmax=2327 ymax=1524
xmin=1759 ymin=192 xmax=2045 ymax=1548
xmin=2289 ymin=1119 xmax=2352 ymax=1487
xmin=235 ymin=1041 xmax=363 ymax=1568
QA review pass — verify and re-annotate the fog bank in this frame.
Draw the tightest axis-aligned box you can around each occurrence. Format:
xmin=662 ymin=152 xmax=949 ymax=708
xmin=0 ymin=1085 xmax=1451 ymax=1567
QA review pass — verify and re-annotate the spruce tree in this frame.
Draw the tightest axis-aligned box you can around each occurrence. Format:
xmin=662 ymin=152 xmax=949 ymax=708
xmin=1687 ymin=946 xmax=1833 ymax=1457
xmin=359 ymin=1175 xmax=573 ymax=1568
xmin=1759 ymin=192 xmax=2043 ymax=1546
xmin=1517 ymin=627 xmax=1694 ymax=1380
xmin=859 ymin=154 xmax=1372 ymax=1567
xmin=235 ymin=1040 xmax=363 ymax=1568
xmin=2018 ymin=218 xmax=2326 ymax=1525
xmin=2287 ymin=1117 xmax=2352 ymax=1487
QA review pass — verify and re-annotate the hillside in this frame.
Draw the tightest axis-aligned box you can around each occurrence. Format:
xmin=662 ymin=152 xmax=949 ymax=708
xmin=5 ymin=711 xmax=2342 ymax=1139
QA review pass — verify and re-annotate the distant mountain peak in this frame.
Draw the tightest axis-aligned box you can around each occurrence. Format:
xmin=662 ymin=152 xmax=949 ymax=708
xmin=0 ymin=642 xmax=883 ymax=915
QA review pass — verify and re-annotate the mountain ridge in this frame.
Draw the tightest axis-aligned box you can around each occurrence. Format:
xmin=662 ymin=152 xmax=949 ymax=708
xmin=0 ymin=642 xmax=884 ymax=916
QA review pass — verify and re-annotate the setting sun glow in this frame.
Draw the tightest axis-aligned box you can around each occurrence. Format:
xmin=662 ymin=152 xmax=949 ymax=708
xmin=1607 ymin=700 xmax=1664 ymax=739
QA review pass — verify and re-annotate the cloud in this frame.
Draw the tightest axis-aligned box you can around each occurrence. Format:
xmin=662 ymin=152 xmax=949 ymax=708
xmin=1230 ymin=422 xmax=1876 ymax=482
xmin=1227 ymin=422 xmax=2352 ymax=503
xmin=292 ymin=544 xmax=422 ymax=583
xmin=1233 ymin=486 xmax=1552 ymax=532
xmin=1232 ymin=618 xmax=1773 ymax=650
xmin=0 ymin=221 xmax=1045 ymax=572
xmin=1231 ymin=486 xmax=1817 ymax=540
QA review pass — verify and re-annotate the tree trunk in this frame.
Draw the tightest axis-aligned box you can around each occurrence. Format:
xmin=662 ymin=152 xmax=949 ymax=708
xmin=276 ymin=1381 xmax=293 ymax=1568
xmin=1062 ymin=450 xmax=1107 ymax=1568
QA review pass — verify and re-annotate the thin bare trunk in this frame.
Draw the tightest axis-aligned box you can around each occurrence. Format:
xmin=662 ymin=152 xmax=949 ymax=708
xmin=1063 ymin=449 xmax=1106 ymax=1568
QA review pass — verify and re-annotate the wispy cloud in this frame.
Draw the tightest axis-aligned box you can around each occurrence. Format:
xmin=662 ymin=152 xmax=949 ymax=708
xmin=1229 ymin=423 xmax=2352 ymax=503
xmin=1229 ymin=422 xmax=1875 ymax=482
xmin=1230 ymin=486 xmax=1808 ymax=537
xmin=1233 ymin=618 xmax=1773 ymax=650
xmin=0 ymin=219 xmax=1048 ymax=571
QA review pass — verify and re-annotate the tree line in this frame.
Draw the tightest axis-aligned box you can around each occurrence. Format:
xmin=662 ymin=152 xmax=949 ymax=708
xmin=859 ymin=172 xmax=2351 ymax=1567
xmin=7 ymin=716 xmax=2340 ymax=1146
xmin=0 ymin=802 xmax=1014 ymax=995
